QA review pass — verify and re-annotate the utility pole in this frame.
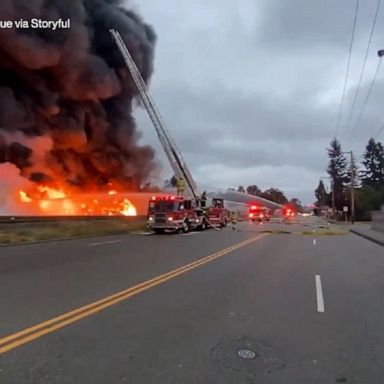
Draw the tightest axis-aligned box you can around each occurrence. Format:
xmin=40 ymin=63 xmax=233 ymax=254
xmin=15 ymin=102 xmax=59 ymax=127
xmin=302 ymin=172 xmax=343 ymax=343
xmin=342 ymin=150 xmax=355 ymax=224
xmin=350 ymin=151 xmax=355 ymax=224
xmin=331 ymin=178 xmax=335 ymax=219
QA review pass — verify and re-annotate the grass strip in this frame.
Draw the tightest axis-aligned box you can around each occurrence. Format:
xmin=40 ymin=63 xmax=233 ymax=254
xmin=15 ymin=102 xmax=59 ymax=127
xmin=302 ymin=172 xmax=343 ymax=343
xmin=0 ymin=219 xmax=147 ymax=245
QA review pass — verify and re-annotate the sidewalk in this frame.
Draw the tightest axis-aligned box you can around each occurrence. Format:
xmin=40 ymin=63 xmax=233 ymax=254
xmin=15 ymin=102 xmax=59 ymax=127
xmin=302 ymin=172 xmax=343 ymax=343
xmin=347 ymin=225 xmax=384 ymax=247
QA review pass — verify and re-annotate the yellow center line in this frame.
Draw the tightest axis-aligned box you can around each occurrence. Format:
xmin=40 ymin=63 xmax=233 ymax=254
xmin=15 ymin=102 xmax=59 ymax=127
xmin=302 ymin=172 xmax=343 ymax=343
xmin=0 ymin=233 xmax=267 ymax=355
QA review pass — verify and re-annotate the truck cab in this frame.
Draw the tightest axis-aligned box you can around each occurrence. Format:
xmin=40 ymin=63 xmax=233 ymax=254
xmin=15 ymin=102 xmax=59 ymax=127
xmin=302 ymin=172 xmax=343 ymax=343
xmin=147 ymin=195 xmax=199 ymax=234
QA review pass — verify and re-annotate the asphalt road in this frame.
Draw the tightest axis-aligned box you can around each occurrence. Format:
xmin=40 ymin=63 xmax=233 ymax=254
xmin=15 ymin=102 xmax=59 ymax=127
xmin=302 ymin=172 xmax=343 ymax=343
xmin=1 ymin=217 xmax=384 ymax=383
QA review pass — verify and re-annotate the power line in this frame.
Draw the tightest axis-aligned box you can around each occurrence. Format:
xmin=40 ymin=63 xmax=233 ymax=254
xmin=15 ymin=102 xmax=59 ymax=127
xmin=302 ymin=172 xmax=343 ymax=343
xmin=374 ymin=124 xmax=384 ymax=139
xmin=350 ymin=56 xmax=383 ymax=134
xmin=335 ymin=0 xmax=360 ymax=138
xmin=345 ymin=0 xmax=382 ymax=134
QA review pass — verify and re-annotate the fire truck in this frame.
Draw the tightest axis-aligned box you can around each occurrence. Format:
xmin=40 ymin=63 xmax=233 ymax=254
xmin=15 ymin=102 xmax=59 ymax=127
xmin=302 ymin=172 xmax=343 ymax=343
xmin=111 ymin=31 xmax=227 ymax=234
xmin=147 ymin=195 xmax=227 ymax=234
xmin=248 ymin=203 xmax=271 ymax=222
xmin=204 ymin=198 xmax=227 ymax=228
xmin=282 ymin=204 xmax=296 ymax=220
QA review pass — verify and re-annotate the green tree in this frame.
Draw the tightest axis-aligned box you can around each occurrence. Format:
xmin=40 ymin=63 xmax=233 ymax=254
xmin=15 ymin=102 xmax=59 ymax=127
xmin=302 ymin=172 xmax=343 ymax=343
xmin=355 ymin=185 xmax=384 ymax=220
xmin=361 ymin=138 xmax=384 ymax=188
xmin=246 ymin=185 xmax=262 ymax=196
xmin=327 ymin=138 xmax=348 ymax=210
xmin=314 ymin=180 xmax=330 ymax=206
xmin=261 ymin=188 xmax=288 ymax=204
xmin=237 ymin=185 xmax=245 ymax=193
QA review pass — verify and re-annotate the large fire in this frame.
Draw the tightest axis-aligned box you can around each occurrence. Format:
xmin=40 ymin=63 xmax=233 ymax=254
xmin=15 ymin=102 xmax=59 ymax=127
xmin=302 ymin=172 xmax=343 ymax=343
xmin=0 ymin=163 xmax=166 ymax=217
xmin=13 ymin=185 xmax=145 ymax=216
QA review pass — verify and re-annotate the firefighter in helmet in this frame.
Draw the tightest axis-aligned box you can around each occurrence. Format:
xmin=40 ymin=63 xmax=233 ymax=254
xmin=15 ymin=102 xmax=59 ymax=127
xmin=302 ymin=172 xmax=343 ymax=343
xmin=176 ymin=176 xmax=186 ymax=196
xmin=200 ymin=191 xmax=207 ymax=208
xmin=230 ymin=211 xmax=237 ymax=231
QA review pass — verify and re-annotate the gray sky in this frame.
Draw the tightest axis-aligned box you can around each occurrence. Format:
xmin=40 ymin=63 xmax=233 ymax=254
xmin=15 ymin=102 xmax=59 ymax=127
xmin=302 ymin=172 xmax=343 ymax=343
xmin=131 ymin=0 xmax=384 ymax=204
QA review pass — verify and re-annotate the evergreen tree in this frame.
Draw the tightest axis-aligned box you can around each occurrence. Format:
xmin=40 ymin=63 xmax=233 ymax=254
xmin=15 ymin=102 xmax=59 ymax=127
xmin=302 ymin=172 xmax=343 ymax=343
xmin=327 ymin=138 xmax=348 ymax=210
xmin=361 ymin=138 xmax=384 ymax=188
xmin=314 ymin=180 xmax=330 ymax=206
xmin=374 ymin=140 xmax=384 ymax=186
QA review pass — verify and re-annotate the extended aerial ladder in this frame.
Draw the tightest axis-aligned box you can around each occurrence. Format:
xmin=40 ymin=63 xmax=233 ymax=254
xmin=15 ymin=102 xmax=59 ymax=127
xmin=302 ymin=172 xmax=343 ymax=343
xmin=110 ymin=29 xmax=198 ymax=201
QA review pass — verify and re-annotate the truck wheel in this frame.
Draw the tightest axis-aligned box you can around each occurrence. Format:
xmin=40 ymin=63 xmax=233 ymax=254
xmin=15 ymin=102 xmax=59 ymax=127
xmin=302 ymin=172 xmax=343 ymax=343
xmin=154 ymin=228 xmax=164 ymax=234
xmin=181 ymin=220 xmax=190 ymax=233
xmin=201 ymin=219 xmax=207 ymax=230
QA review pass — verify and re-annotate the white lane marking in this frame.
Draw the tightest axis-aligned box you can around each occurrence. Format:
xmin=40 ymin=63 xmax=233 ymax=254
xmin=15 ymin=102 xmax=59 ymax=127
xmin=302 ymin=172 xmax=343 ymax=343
xmin=315 ymin=275 xmax=325 ymax=313
xmin=313 ymin=238 xmax=317 ymax=245
xmin=89 ymin=240 xmax=122 ymax=246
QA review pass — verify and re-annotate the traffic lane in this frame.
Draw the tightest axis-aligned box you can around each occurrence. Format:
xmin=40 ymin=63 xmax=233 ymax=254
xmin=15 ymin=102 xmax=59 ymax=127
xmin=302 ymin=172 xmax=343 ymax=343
xmin=0 ymin=227 xmax=257 ymax=336
xmin=309 ymin=233 xmax=384 ymax=380
xmin=241 ymin=216 xmax=327 ymax=234
xmin=0 ymin=233 xmax=335 ymax=384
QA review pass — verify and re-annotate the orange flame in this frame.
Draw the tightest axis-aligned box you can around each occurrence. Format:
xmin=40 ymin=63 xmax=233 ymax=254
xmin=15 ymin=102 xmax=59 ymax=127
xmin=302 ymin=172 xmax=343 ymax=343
xmin=120 ymin=199 xmax=137 ymax=216
xmin=15 ymin=186 xmax=140 ymax=217
xmin=19 ymin=191 xmax=33 ymax=203
xmin=38 ymin=186 xmax=66 ymax=199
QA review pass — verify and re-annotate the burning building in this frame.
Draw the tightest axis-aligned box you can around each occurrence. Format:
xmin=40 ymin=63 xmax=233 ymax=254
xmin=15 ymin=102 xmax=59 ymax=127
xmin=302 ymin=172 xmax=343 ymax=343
xmin=0 ymin=0 xmax=159 ymax=215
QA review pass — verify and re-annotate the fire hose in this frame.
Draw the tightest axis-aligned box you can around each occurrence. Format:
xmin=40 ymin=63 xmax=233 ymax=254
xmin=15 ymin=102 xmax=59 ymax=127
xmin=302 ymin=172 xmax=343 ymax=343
xmin=202 ymin=211 xmax=223 ymax=231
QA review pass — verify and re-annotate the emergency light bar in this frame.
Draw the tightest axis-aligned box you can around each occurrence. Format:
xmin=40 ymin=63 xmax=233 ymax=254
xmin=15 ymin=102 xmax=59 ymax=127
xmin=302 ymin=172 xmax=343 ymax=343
xmin=151 ymin=196 xmax=178 ymax=201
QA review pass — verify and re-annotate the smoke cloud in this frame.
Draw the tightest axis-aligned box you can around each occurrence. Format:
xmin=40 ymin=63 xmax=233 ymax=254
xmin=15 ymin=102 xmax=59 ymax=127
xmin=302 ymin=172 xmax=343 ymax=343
xmin=0 ymin=0 xmax=157 ymax=192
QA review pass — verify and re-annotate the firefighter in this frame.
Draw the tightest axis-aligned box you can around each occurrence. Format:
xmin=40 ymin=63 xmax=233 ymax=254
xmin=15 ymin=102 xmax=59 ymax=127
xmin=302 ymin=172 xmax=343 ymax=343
xmin=230 ymin=211 xmax=237 ymax=231
xmin=176 ymin=176 xmax=186 ymax=196
xmin=201 ymin=191 xmax=207 ymax=208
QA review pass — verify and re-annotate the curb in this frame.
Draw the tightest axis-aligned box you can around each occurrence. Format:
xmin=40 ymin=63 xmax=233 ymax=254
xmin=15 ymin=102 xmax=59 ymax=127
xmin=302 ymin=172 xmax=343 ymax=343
xmin=349 ymin=229 xmax=384 ymax=247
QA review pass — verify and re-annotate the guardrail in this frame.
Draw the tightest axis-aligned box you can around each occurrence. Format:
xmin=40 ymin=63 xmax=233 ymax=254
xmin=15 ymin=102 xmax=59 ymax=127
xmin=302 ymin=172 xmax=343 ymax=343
xmin=0 ymin=216 xmax=147 ymax=225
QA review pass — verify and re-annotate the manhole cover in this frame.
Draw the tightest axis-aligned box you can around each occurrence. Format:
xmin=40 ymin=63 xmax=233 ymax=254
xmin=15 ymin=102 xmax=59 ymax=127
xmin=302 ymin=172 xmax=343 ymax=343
xmin=212 ymin=337 xmax=285 ymax=375
xmin=237 ymin=349 xmax=256 ymax=359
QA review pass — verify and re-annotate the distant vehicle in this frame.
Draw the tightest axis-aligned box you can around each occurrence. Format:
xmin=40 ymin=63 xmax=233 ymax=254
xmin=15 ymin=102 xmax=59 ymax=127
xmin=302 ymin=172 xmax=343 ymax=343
xmin=282 ymin=204 xmax=296 ymax=220
xmin=248 ymin=203 xmax=271 ymax=222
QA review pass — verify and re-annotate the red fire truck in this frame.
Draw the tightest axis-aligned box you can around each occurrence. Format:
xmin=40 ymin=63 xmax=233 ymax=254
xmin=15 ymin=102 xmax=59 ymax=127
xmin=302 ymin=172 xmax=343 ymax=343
xmin=248 ymin=203 xmax=271 ymax=222
xmin=282 ymin=204 xmax=296 ymax=220
xmin=205 ymin=198 xmax=227 ymax=228
xmin=147 ymin=195 xmax=227 ymax=234
xmin=147 ymin=196 xmax=199 ymax=234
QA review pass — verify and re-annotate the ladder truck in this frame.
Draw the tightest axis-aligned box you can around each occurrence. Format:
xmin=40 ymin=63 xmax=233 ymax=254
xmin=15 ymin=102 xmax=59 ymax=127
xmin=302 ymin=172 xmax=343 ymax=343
xmin=110 ymin=30 xmax=227 ymax=233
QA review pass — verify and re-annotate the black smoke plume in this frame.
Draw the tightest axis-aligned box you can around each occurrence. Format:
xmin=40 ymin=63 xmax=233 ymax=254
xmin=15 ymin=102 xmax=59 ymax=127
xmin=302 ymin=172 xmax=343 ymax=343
xmin=0 ymin=0 xmax=157 ymax=192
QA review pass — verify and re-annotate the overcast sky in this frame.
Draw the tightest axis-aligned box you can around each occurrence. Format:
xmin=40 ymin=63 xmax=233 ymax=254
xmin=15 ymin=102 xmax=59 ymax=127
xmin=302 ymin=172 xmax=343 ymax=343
xmin=130 ymin=0 xmax=384 ymax=204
